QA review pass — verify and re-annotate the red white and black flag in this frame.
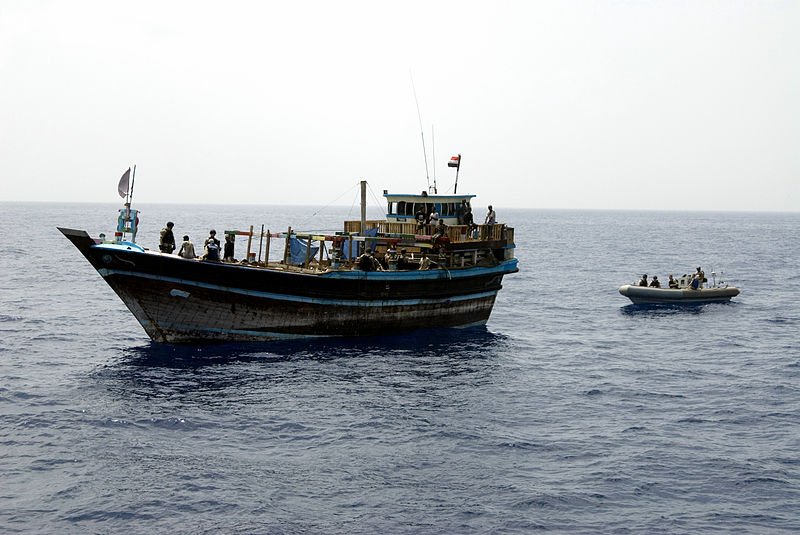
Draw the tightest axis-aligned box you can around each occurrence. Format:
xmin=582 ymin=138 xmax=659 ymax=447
xmin=118 ymin=167 xmax=131 ymax=199
xmin=448 ymin=155 xmax=461 ymax=169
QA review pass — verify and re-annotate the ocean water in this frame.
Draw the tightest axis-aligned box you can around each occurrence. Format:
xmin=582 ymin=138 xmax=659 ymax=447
xmin=1 ymin=201 xmax=798 ymax=534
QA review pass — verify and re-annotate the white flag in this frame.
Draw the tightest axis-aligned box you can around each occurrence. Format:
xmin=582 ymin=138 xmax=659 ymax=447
xmin=118 ymin=168 xmax=131 ymax=199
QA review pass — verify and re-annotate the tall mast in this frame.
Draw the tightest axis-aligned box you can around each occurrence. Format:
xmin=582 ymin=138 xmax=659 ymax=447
xmin=360 ymin=180 xmax=367 ymax=236
xmin=410 ymin=73 xmax=431 ymax=192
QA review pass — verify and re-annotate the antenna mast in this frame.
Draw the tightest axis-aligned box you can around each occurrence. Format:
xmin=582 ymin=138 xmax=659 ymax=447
xmin=431 ymin=125 xmax=437 ymax=194
xmin=410 ymin=73 xmax=431 ymax=192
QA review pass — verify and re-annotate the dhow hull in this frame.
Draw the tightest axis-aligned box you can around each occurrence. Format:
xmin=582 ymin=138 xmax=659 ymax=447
xmin=60 ymin=227 xmax=515 ymax=343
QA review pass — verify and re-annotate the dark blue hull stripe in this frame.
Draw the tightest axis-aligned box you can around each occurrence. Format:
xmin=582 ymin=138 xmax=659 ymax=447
xmin=98 ymin=269 xmax=500 ymax=307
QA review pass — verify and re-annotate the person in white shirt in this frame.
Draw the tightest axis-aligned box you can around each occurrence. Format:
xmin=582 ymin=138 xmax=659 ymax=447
xmin=178 ymin=235 xmax=196 ymax=259
xmin=485 ymin=205 xmax=496 ymax=225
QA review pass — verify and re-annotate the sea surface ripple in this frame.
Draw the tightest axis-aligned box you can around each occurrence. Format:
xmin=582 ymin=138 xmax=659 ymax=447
xmin=1 ymin=202 xmax=798 ymax=534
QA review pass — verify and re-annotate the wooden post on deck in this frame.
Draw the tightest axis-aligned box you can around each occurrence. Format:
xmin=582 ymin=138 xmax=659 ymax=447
xmin=304 ymin=235 xmax=311 ymax=267
xmin=319 ymin=239 xmax=324 ymax=265
xmin=348 ymin=235 xmax=353 ymax=265
xmin=264 ymin=230 xmax=271 ymax=265
xmin=257 ymin=224 xmax=264 ymax=263
xmin=283 ymin=226 xmax=291 ymax=265
xmin=246 ymin=225 xmax=254 ymax=262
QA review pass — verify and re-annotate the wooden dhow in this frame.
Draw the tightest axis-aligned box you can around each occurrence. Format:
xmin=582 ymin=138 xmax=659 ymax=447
xmin=59 ymin=181 xmax=518 ymax=343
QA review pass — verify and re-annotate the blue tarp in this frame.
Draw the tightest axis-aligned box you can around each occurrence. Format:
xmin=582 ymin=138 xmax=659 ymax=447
xmin=289 ymin=238 xmax=320 ymax=265
xmin=341 ymin=227 xmax=378 ymax=260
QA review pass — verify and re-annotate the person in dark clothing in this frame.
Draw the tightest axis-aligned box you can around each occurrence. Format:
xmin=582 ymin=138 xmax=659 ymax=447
xmin=456 ymin=200 xmax=467 ymax=225
xmin=696 ymin=266 xmax=706 ymax=284
xmin=159 ymin=221 xmax=176 ymax=253
xmin=638 ymin=274 xmax=649 ymax=287
xmin=357 ymin=250 xmax=383 ymax=272
xmin=463 ymin=206 xmax=475 ymax=237
xmin=397 ymin=248 xmax=412 ymax=270
xmin=223 ymin=233 xmax=235 ymax=262
xmin=415 ymin=208 xmax=426 ymax=231
xmin=668 ymin=275 xmax=679 ymax=289
xmin=649 ymin=276 xmax=661 ymax=288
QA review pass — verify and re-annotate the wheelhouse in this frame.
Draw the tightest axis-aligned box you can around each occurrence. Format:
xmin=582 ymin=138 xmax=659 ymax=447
xmin=384 ymin=192 xmax=476 ymax=223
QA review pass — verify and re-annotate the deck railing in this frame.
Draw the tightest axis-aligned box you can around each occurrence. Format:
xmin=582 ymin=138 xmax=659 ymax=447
xmin=343 ymin=220 xmax=509 ymax=243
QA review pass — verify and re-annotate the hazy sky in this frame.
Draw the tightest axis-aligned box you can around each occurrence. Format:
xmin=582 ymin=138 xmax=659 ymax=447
xmin=1 ymin=0 xmax=797 ymax=211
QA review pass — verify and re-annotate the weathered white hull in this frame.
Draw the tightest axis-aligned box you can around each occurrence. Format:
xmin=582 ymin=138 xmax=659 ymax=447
xmin=619 ymin=284 xmax=740 ymax=305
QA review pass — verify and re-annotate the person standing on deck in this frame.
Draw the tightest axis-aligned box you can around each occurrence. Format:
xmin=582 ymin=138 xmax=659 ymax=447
xmin=696 ymin=267 xmax=706 ymax=286
xmin=415 ymin=207 xmax=426 ymax=231
xmin=159 ymin=221 xmax=176 ymax=253
xmin=485 ymin=205 xmax=496 ymax=225
xmin=457 ymin=200 xmax=467 ymax=225
xmin=430 ymin=207 xmax=440 ymax=226
xmin=482 ymin=205 xmax=496 ymax=240
xmin=223 ymin=234 xmax=235 ymax=262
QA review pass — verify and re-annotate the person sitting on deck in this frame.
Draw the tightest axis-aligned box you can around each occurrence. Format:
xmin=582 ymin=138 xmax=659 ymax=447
xmin=690 ymin=273 xmax=701 ymax=290
xmin=397 ymin=248 xmax=412 ymax=270
xmin=668 ymin=275 xmax=679 ymax=289
xmin=356 ymin=250 xmax=383 ymax=272
xmin=418 ymin=251 xmax=432 ymax=271
xmin=178 ymin=235 xmax=196 ymax=259
xmin=432 ymin=219 xmax=448 ymax=242
xmin=638 ymin=274 xmax=649 ymax=287
xmin=203 ymin=230 xmax=221 ymax=261
xmin=383 ymin=246 xmax=396 ymax=270
xmin=649 ymin=276 xmax=661 ymax=288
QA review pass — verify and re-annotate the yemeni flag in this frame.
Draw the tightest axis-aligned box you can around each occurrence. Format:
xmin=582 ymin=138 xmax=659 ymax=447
xmin=118 ymin=168 xmax=131 ymax=199
xmin=448 ymin=155 xmax=460 ymax=169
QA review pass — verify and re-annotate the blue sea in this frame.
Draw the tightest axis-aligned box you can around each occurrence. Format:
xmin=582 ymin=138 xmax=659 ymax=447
xmin=1 ymin=202 xmax=798 ymax=534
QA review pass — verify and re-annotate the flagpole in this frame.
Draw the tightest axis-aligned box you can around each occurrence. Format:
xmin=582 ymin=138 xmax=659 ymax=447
xmin=454 ymin=153 xmax=461 ymax=194
xmin=129 ymin=165 xmax=136 ymax=206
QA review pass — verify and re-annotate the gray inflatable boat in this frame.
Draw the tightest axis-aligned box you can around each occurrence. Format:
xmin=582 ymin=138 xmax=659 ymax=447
xmin=619 ymin=284 xmax=740 ymax=304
